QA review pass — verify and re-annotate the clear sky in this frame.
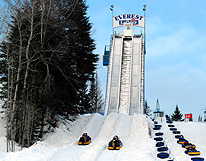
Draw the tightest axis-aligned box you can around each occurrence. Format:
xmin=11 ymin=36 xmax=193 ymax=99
xmin=86 ymin=0 xmax=206 ymax=121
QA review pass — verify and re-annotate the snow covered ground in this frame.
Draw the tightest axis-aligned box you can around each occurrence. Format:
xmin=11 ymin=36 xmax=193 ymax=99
xmin=0 ymin=111 xmax=205 ymax=161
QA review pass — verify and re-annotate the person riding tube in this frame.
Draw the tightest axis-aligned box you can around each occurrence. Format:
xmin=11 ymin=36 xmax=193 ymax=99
xmin=108 ymin=135 xmax=123 ymax=150
xmin=78 ymin=133 xmax=91 ymax=145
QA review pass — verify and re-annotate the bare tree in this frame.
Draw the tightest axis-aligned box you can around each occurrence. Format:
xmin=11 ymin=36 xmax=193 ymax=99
xmin=1 ymin=0 xmax=96 ymax=151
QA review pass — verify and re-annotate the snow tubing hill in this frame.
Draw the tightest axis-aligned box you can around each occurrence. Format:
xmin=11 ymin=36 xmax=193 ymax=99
xmin=78 ymin=139 xmax=91 ymax=145
xmin=157 ymin=152 xmax=169 ymax=159
xmin=185 ymin=150 xmax=201 ymax=155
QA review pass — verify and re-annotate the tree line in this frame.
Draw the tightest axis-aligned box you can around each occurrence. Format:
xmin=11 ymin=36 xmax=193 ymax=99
xmin=0 ymin=0 xmax=103 ymax=151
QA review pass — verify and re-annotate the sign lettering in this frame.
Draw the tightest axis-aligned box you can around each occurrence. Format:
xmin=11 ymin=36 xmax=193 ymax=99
xmin=113 ymin=14 xmax=145 ymax=28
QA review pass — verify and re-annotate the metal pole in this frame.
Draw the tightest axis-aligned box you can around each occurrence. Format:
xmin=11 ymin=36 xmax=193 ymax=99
xmin=143 ymin=5 xmax=146 ymax=114
xmin=143 ymin=5 xmax=146 ymax=48
xmin=110 ymin=5 xmax=114 ymax=36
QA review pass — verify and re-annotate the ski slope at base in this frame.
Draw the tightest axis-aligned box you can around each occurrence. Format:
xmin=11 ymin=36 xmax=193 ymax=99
xmin=0 ymin=113 xmax=205 ymax=161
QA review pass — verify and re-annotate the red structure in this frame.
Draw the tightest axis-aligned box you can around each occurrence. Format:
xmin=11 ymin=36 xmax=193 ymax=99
xmin=185 ymin=114 xmax=193 ymax=122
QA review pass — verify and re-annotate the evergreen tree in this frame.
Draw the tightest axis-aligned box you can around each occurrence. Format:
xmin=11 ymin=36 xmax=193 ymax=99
xmin=49 ymin=0 xmax=98 ymax=115
xmin=0 ymin=0 xmax=98 ymax=149
xmin=198 ymin=115 xmax=202 ymax=122
xmin=145 ymin=100 xmax=152 ymax=116
xmin=78 ymin=83 xmax=92 ymax=114
xmin=171 ymin=104 xmax=183 ymax=121
xmin=89 ymin=72 xmax=104 ymax=113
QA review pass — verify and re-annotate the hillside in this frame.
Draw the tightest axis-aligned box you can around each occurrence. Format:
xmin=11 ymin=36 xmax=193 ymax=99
xmin=0 ymin=113 xmax=205 ymax=161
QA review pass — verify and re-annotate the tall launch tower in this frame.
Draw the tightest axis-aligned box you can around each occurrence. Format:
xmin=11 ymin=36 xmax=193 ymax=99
xmin=103 ymin=14 xmax=146 ymax=115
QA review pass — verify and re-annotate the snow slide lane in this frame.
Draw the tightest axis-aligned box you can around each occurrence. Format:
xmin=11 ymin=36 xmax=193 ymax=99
xmin=45 ymin=113 xmax=106 ymax=161
xmin=1 ymin=113 xmax=156 ymax=161
xmin=71 ymin=113 xmax=156 ymax=161
xmin=69 ymin=113 xmax=121 ymax=161
xmin=1 ymin=113 xmax=105 ymax=161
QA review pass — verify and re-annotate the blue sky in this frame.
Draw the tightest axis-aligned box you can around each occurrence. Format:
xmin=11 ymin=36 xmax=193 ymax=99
xmin=86 ymin=0 xmax=206 ymax=120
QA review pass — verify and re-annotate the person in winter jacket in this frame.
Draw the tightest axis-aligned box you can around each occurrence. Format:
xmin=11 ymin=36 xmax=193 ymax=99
xmin=79 ymin=133 xmax=91 ymax=143
xmin=187 ymin=144 xmax=196 ymax=151
xmin=108 ymin=135 xmax=122 ymax=148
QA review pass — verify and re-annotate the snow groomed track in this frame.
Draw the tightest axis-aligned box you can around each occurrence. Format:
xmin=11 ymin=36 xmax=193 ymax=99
xmin=1 ymin=113 xmax=206 ymax=161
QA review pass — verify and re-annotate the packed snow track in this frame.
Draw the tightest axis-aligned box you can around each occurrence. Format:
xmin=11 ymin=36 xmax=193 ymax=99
xmin=0 ymin=113 xmax=206 ymax=161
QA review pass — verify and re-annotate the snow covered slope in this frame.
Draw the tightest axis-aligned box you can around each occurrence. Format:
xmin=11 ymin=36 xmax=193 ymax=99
xmin=0 ymin=113 xmax=205 ymax=161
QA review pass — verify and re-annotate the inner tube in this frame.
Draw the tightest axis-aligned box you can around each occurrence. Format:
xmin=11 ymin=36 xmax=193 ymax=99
xmin=154 ymin=137 xmax=163 ymax=141
xmin=185 ymin=150 xmax=201 ymax=155
xmin=154 ymin=125 xmax=162 ymax=128
xmin=155 ymin=132 xmax=163 ymax=136
xmin=78 ymin=139 xmax=91 ymax=145
xmin=154 ymin=121 xmax=158 ymax=124
xmin=175 ymin=135 xmax=182 ymax=139
xmin=177 ymin=140 xmax=187 ymax=144
xmin=156 ymin=142 xmax=164 ymax=147
xmin=191 ymin=157 xmax=204 ymax=161
xmin=170 ymin=128 xmax=177 ymax=131
xmin=182 ymin=144 xmax=196 ymax=149
xmin=173 ymin=131 xmax=181 ymax=134
xmin=108 ymin=145 xmax=123 ymax=150
xmin=168 ymin=125 xmax=175 ymax=127
xmin=157 ymin=147 xmax=168 ymax=152
xmin=153 ymin=127 xmax=161 ymax=130
xmin=157 ymin=152 xmax=169 ymax=159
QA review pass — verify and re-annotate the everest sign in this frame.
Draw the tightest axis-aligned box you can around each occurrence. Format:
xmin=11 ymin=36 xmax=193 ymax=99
xmin=113 ymin=14 xmax=145 ymax=28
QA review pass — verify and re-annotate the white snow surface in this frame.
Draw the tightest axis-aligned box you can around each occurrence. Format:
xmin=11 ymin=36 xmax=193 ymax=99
xmin=0 ymin=112 xmax=205 ymax=161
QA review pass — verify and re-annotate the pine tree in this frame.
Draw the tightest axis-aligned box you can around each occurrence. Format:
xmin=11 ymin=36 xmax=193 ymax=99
xmin=145 ymin=100 xmax=152 ymax=116
xmin=48 ymin=0 xmax=98 ymax=116
xmin=171 ymin=104 xmax=183 ymax=121
xmin=198 ymin=115 xmax=202 ymax=122
xmin=0 ymin=0 xmax=98 ymax=149
xmin=89 ymin=72 xmax=104 ymax=113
